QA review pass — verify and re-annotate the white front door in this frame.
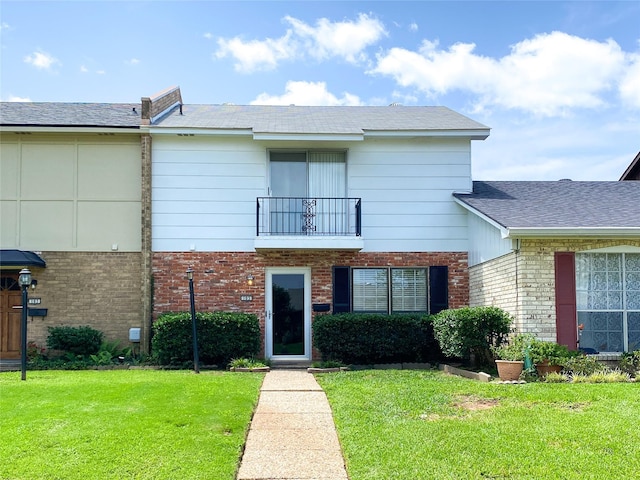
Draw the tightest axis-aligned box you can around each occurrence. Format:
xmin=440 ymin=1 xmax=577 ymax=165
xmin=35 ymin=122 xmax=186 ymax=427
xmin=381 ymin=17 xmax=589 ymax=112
xmin=265 ymin=267 xmax=311 ymax=361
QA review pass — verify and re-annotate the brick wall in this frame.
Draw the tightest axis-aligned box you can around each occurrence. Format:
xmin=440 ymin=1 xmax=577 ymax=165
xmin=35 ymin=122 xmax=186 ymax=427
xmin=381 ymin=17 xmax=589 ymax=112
xmin=470 ymin=238 xmax=640 ymax=342
xmin=469 ymin=251 xmax=519 ymax=325
xmin=25 ymin=252 xmax=144 ymax=349
xmin=152 ymin=250 xmax=468 ymax=357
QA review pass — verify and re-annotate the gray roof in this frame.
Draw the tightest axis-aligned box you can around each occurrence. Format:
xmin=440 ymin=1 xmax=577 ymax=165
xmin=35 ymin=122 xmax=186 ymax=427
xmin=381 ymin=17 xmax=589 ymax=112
xmin=0 ymin=102 xmax=141 ymax=128
xmin=454 ymin=181 xmax=640 ymax=228
xmin=152 ymin=104 xmax=489 ymax=134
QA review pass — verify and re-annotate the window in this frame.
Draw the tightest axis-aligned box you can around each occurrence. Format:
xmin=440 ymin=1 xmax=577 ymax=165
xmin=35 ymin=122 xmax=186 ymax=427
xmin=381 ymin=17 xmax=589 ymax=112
xmin=268 ymin=151 xmax=347 ymax=235
xmin=576 ymin=253 xmax=640 ymax=352
xmin=352 ymin=268 xmax=428 ymax=314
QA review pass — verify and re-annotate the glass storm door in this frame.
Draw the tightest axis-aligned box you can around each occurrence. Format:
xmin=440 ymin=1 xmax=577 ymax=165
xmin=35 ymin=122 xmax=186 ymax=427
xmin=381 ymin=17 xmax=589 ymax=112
xmin=265 ymin=268 xmax=311 ymax=360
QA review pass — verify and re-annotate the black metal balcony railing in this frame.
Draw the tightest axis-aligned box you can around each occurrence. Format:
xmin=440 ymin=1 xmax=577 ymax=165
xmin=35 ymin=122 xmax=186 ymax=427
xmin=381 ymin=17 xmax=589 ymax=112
xmin=257 ymin=197 xmax=361 ymax=236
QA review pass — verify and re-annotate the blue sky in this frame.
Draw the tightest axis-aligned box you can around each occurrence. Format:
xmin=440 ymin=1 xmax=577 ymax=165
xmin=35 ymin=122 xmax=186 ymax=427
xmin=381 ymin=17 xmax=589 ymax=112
xmin=1 ymin=1 xmax=639 ymax=181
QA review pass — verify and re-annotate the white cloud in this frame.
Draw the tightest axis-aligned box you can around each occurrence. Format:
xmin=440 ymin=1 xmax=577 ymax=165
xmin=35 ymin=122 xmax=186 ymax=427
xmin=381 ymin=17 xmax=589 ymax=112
xmin=619 ymin=51 xmax=640 ymax=108
xmin=80 ymin=65 xmax=88 ymax=73
xmin=215 ymin=31 xmax=295 ymax=72
xmin=215 ymin=13 xmax=385 ymax=72
xmin=283 ymin=13 xmax=386 ymax=63
xmin=472 ymin=111 xmax=639 ymax=180
xmin=125 ymin=58 xmax=140 ymax=65
xmin=251 ymin=80 xmax=362 ymax=106
xmin=1 ymin=22 xmax=11 ymax=31
xmin=96 ymin=70 xmax=106 ymax=75
xmin=203 ymin=32 xmax=213 ymax=40
xmin=24 ymin=50 xmax=60 ymax=70
xmin=6 ymin=95 xmax=31 ymax=102
xmin=371 ymin=32 xmax=633 ymax=116
xmin=409 ymin=22 xmax=418 ymax=32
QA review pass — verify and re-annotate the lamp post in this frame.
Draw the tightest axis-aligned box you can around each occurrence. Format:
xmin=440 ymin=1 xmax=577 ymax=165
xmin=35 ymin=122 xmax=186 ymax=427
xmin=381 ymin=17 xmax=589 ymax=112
xmin=186 ymin=268 xmax=200 ymax=374
xmin=18 ymin=268 xmax=32 ymax=381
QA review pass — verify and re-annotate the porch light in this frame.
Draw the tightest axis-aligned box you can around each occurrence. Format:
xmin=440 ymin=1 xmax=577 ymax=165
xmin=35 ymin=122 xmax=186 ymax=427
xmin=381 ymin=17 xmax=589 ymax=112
xmin=247 ymin=274 xmax=254 ymax=286
xmin=18 ymin=268 xmax=32 ymax=381
xmin=18 ymin=268 xmax=32 ymax=288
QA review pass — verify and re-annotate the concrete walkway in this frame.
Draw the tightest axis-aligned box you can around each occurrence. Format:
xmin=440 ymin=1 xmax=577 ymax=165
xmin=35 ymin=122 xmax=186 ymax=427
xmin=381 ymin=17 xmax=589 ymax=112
xmin=237 ymin=369 xmax=349 ymax=480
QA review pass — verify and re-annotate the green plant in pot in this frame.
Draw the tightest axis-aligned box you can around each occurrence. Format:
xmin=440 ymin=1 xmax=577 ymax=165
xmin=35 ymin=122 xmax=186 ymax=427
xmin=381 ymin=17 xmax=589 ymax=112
xmin=529 ymin=339 xmax=574 ymax=376
xmin=492 ymin=333 xmax=533 ymax=381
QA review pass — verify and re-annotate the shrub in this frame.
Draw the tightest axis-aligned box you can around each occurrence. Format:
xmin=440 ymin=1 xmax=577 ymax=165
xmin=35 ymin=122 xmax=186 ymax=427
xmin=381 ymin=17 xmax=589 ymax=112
xmin=563 ymin=354 xmax=607 ymax=376
xmin=529 ymin=339 xmax=576 ymax=365
xmin=432 ymin=306 xmax=512 ymax=366
xmin=493 ymin=333 xmax=535 ymax=361
xmin=619 ymin=350 xmax=640 ymax=377
xmin=152 ymin=312 xmax=260 ymax=366
xmin=312 ymin=313 xmax=440 ymax=365
xmin=46 ymin=325 xmax=104 ymax=356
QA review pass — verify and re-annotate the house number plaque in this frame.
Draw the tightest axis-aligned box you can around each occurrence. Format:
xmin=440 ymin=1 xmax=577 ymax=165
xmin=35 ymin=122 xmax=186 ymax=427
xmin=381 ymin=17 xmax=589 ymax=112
xmin=240 ymin=295 xmax=253 ymax=302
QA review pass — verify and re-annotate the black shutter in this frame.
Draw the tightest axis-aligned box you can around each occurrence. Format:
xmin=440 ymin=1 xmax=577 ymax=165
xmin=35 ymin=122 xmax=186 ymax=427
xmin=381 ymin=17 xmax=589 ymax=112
xmin=332 ymin=266 xmax=351 ymax=313
xmin=429 ymin=266 xmax=448 ymax=314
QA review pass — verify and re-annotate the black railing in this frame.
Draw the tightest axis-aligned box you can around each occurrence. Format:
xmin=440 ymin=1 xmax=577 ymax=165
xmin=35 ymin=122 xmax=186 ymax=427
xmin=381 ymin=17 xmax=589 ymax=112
xmin=257 ymin=197 xmax=361 ymax=236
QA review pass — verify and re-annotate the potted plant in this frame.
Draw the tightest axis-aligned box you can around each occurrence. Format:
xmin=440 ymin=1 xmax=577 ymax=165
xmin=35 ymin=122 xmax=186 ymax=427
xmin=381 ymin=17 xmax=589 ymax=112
xmin=529 ymin=340 xmax=572 ymax=376
xmin=493 ymin=333 xmax=532 ymax=381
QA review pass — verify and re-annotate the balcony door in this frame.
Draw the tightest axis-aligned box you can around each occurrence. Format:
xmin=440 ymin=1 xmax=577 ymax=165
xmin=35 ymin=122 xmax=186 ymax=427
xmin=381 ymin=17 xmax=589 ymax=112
xmin=269 ymin=151 xmax=346 ymax=235
xmin=265 ymin=267 xmax=311 ymax=361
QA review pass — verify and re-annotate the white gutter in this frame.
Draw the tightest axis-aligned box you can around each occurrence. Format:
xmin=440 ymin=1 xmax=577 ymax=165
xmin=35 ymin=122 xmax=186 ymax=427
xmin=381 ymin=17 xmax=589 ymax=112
xmin=0 ymin=126 xmax=139 ymax=134
xmin=503 ymin=227 xmax=640 ymax=238
xmin=252 ymin=133 xmax=364 ymax=141
xmin=365 ymin=129 xmax=490 ymax=140
xmin=144 ymin=127 xmax=253 ymax=136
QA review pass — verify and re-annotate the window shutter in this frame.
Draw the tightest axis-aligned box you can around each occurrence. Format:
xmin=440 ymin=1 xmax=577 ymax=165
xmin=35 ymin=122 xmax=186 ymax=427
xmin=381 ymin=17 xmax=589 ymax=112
xmin=333 ymin=266 xmax=351 ymax=313
xmin=429 ymin=266 xmax=448 ymax=314
xmin=555 ymin=252 xmax=578 ymax=349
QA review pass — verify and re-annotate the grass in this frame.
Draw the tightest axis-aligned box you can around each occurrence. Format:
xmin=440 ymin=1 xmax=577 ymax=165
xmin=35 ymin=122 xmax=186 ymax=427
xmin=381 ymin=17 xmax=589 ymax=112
xmin=0 ymin=370 xmax=263 ymax=480
xmin=316 ymin=369 xmax=640 ymax=480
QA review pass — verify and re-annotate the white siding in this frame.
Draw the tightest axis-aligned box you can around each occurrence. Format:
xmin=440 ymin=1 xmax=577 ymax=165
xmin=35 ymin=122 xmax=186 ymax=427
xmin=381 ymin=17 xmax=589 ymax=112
xmin=349 ymin=138 xmax=471 ymax=252
xmin=152 ymin=137 xmax=265 ymax=251
xmin=152 ymin=135 xmax=473 ymax=252
xmin=467 ymin=213 xmax=513 ymax=266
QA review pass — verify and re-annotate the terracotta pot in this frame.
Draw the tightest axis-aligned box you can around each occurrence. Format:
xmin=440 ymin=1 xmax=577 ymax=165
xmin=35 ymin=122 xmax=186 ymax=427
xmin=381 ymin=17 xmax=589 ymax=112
xmin=495 ymin=360 xmax=524 ymax=381
xmin=535 ymin=361 xmax=562 ymax=377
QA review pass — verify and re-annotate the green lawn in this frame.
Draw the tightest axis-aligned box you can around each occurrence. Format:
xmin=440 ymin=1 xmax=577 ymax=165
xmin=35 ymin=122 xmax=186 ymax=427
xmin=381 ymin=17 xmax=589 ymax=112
xmin=317 ymin=369 xmax=640 ymax=480
xmin=0 ymin=370 xmax=263 ymax=480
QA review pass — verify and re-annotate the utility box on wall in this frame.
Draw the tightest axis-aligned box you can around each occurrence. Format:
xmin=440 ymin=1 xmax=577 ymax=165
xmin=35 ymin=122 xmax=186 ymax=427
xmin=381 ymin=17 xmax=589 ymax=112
xmin=129 ymin=327 xmax=141 ymax=343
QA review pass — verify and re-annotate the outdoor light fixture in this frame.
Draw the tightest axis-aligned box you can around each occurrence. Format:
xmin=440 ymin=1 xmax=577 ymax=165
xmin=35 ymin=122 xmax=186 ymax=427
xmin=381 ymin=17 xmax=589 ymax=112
xmin=19 ymin=268 xmax=32 ymax=288
xmin=186 ymin=267 xmax=199 ymax=373
xmin=247 ymin=274 xmax=254 ymax=286
xmin=18 ymin=268 xmax=32 ymax=381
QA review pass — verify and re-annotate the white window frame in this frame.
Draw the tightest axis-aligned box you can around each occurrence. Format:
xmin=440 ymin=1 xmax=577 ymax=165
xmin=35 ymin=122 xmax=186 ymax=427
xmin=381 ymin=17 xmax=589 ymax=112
xmin=352 ymin=267 xmax=429 ymax=314
xmin=576 ymin=252 xmax=640 ymax=353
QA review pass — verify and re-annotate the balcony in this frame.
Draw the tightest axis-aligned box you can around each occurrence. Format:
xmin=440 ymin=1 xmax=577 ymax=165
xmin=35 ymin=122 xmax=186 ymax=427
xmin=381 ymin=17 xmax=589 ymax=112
xmin=254 ymin=197 xmax=363 ymax=251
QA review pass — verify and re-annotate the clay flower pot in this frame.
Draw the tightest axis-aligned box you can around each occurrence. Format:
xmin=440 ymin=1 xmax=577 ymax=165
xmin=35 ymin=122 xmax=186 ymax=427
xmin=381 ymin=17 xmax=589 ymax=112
xmin=495 ymin=360 xmax=524 ymax=381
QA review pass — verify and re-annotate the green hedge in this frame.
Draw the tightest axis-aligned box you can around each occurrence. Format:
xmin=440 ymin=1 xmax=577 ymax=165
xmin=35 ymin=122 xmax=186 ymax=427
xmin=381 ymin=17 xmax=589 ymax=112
xmin=152 ymin=312 xmax=260 ymax=366
xmin=46 ymin=325 xmax=104 ymax=356
xmin=312 ymin=313 xmax=441 ymax=365
xmin=432 ymin=306 xmax=512 ymax=366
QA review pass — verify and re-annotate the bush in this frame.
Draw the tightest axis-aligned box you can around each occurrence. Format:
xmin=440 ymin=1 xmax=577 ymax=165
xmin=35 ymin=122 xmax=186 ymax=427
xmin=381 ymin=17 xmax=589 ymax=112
xmin=152 ymin=312 xmax=260 ymax=366
xmin=619 ymin=350 xmax=640 ymax=377
xmin=563 ymin=354 xmax=607 ymax=376
xmin=46 ymin=325 xmax=104 ymax=356
xmin=432 ymin=306 xmax=512 ymax=366
xmin=312 ymin=313 xmax=440 ymax=365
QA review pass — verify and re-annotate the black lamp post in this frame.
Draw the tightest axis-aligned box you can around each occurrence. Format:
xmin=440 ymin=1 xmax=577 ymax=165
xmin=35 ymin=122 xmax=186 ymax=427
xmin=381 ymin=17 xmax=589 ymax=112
xmin=18 ymin=268 xmax=32 ymax=381
xmin=186 ymin=268 xmax=200 ymax=374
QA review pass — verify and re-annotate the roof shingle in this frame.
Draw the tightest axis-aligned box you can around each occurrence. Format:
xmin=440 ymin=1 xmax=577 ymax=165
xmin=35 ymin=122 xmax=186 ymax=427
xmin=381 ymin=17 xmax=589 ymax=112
xmin=454 ymin=180 xmax=640 ymax=228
